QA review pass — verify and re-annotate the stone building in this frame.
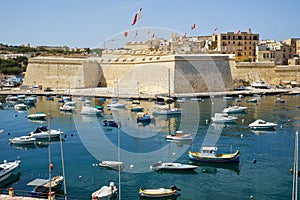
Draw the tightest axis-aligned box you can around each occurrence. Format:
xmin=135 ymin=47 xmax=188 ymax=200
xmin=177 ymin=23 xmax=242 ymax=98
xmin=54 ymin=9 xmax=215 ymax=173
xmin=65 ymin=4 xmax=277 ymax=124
xmin=256 ymin=40 xmax=296 ymax=65
xmin=216 ymin=29 xmax=259 ymax=62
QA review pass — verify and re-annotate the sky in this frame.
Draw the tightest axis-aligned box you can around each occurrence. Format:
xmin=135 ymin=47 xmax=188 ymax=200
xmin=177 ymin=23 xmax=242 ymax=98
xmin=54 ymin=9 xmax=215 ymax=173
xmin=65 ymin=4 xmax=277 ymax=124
xmin=1 ymin=0 xmax=300 ymax=49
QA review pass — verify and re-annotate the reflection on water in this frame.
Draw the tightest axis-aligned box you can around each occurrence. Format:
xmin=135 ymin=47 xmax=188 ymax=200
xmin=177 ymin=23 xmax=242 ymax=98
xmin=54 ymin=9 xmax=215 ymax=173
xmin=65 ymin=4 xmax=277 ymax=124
xmin=0 ymin=172 xmax=21 ymax=188
xmin=189 ymin=161 xmax=240 ymax=175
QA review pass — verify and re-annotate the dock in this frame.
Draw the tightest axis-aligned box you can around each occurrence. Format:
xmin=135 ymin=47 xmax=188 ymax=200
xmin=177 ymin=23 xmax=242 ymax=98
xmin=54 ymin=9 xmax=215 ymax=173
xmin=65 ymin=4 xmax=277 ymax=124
xmin=0 ymin=194 xmax=47 ymax=199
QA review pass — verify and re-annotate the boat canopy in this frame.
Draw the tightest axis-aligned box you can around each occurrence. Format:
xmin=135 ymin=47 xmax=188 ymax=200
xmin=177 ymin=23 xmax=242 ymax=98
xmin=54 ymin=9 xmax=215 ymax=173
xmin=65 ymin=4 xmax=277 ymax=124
xmin=201 ymin=146 xmax=217 ymax=152
xmin=34 ymin=126 xmax=48 ymax=133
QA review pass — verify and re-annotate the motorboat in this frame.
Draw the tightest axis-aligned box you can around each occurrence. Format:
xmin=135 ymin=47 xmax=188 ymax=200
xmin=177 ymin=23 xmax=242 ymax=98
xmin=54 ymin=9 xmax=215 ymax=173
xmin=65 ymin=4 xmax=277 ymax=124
xmin=27 ymin=112 xmax=47 ymax=120
xmin=248 ymin=119 xmax=277 ymax=130
xmin=165 ymin=131 xmax=192 ymax=141
xmin=137 ymin=112 xmax=151 ymax=122
xmin=28 ymin=126 xmax=63 ymax=139
xmin=222 ymin=105 xmax=247 ymax=114
xmin=91 ymin=182 xmax=117 ymax=199
xmin=251 ymin=81 xmax=269 ymax=89
xmin=28 ymin=176 xmax=64 ymax=197
xmin=14 ymin=103 xmax=27 ymax=110
xmin=131 ymin=104 xmax=144 ymax=112
xmin=189 ymin=146 xmax=240 ymax=163
xmin=80 ymin=106 xmax=102 ymax=115
xmin=246 ymin=98 xmax=258 ymax=103
xmin=211 ymin=113 xmax=237 ymax=123
xmin=107 ymin=102 xmax=127 ymax=109
xmin=275 ymin=98 xmax=285 ymax=103
xmin=152 ymin=108 xmax=181 ymax=115
xmin=103 ymin=120 xmax=118 ymax=128
xmin=9 ymin=136 xmax=36 ymax=145
xmin=190 ymin=97 xmax=203 ymax=101
xmin=150 ymin=161 xmax=197 ymax=171
xmin=59 ymin=101 xmax=76 ymax=112
xmin=99 ymin=161 xmax=124 ymax=170
xmin=223 ymin=96 xmax=233 ymax=101
xmin=139 ymin=185 xmax=180 ymax=198
xmin=176 ymin=98 xmax=186 ymax=103
xmin=0 ymin=160 xmax=20 ymax=183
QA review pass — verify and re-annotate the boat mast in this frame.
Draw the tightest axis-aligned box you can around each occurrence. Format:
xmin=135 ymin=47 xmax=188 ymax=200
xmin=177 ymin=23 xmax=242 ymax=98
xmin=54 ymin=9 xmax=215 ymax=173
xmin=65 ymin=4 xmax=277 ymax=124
xmin=293 ymin=130 xmax=299 ymax=200
xmin=59 ymin=130 xmax=67 ymax=200
xmin=168 ymin=68 xmax=170 ymax=110
xmin=48 ymin=112 xmax=52 ymax=196
xmin=118 ymin=122 xmax=121 ymax=200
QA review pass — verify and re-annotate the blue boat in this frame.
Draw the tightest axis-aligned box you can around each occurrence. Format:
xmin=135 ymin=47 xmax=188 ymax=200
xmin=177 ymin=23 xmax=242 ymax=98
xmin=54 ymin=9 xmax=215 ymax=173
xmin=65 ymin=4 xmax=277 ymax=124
xmin=137 ymin=112 xmax=151 ymax=122
xmin=103 ymin=120 xmax=118 ymax=128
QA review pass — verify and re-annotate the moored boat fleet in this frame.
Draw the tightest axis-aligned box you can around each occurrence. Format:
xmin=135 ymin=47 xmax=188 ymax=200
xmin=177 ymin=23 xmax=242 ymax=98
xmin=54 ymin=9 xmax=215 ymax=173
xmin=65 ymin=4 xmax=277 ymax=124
xmin=0 ymin=90 xmax=298 ymax=199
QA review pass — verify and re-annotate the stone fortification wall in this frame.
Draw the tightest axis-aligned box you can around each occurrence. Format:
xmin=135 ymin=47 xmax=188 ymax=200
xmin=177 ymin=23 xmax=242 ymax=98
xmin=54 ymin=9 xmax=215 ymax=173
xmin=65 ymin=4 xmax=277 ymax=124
xmin=233 ymin=61 xmax=300 ymax=85
xmin=23 ymin=57 xmax=101 ymax=90
xmin=174 ymin=54 xmax=234 ymax=93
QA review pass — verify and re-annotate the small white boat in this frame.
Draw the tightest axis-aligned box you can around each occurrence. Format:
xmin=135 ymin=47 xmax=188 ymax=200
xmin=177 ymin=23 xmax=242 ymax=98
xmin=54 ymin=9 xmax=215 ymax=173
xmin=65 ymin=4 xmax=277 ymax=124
xmin=251 ymin=81 xmax=269 ymax=89
xmin=139 ymin=185 xmax=180 ymax=198
xmin=246 ymin=98 xmax=258 ymax=103
xmin=80 ymin=106 xmax=102 ymax=115
xmin=176 ymin=98 xmax=186 ymax=103
xmin=190 ymin=97 xmax=203 ymax=101
xmin=248 ymin=119 xmax=277 ymax=130
xmin=92 ymin=182 xmax=117 ymax=199
xmin=0 ymin=160 xmax=20 ymax=183
xmin=223 ymin=105 xmax=247 ymax=114
xmin=9 ymin=136 xmax=36 ymax=145
xmin=223 ymin=96 xmax=233 ymax=101
xmin=28 ymin=126 xmax=63 ymax=139
xmin=107 ymin=102 xmax=126 ymax=109
xmin=60 ymin=101 xmax=76 ymax=111
xmin=150 ymin=161 xmax=197 ymax=171
xmin=27 ymin=112 xmax=47 ymax=120
xmin=99 ymin=161 xmax=124 ymax=170
xmin=275 ymin=98 xmax=285 ymax=103
xmin=166 ymin=131 xmax=192 ymax=141
xmin=152 ymin=108 xmax=181 ymax=115
xmin=211 ymin=113 xmax=237 ymax=123
xmin=14 ymin=103 xmax=27 ymax=110
xmin=131 ymin=105 xmax=144 ymax=112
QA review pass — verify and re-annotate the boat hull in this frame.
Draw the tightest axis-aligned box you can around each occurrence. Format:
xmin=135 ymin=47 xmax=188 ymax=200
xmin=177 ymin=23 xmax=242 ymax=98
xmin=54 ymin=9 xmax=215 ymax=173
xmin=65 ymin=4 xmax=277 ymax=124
xmin=0 ymin=160 xmax=20 ymax=183
xmin=188 ymin=150 xmax=240 ymax=163
xmin=139 ymin=188 xmax=177 ymax=198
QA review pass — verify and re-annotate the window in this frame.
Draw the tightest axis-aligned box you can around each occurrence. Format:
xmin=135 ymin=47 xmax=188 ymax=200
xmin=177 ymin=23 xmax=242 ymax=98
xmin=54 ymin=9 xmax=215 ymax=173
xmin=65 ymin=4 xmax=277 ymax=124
xmin=233 ymin=41 xmax=235 ymax=44
xmin=227 ymin=36 xmax=231 ymax=40
xmin=222 ymin=36 xmax=226 ymax=40
xmin=238 ymin=36 xmax=242 ymax=40
xmin=233 ymin=36 xmax=235 ymax=40
xmin=253 ymin=36 xmax=258 ymax=40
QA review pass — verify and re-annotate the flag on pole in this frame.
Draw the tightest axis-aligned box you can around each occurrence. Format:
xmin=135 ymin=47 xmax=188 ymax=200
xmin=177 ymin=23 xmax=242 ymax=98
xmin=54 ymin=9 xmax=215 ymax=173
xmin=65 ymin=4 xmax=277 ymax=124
xmin=236 ymin=29 xmax=241 ymax=34
xmin=152 ymin=33 xmax=155 ymax=39
xmin=191 ymin=24 xmax=196 ymax=30
xmin=134 ymin=30 xmax=138 ymax=39
xmin=212 ymin=27 xmax=218 ymax=36
xmin=131 ymin=8 xmax=142 ymax=26
xmin=124 ymin=30 xmax=129 ymax=37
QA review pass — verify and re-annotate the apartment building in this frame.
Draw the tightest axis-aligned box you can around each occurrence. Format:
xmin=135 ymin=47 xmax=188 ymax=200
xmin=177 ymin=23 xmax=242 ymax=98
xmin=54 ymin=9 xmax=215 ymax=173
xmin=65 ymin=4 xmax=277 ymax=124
xmin=216 ymin=29 xmax=259 ymax=62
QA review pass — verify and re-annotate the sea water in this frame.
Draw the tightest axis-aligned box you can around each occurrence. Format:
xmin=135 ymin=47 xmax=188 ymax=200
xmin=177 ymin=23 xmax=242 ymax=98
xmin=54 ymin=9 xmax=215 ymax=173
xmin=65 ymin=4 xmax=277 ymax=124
xmin=0 ymin=94 xmax=299 ymax=199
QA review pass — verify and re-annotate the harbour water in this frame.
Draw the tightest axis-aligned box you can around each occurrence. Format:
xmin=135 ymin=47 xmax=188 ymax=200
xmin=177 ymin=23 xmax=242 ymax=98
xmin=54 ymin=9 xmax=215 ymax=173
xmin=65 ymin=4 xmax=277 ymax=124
xmin=0 ymin=93 xmax=300 ymax=199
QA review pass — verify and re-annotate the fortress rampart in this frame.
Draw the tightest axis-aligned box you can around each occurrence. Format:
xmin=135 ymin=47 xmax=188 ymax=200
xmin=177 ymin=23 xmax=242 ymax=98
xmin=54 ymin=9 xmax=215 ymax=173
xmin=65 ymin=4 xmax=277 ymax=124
xmin=23 ymin=51 xmax=300 ymax=95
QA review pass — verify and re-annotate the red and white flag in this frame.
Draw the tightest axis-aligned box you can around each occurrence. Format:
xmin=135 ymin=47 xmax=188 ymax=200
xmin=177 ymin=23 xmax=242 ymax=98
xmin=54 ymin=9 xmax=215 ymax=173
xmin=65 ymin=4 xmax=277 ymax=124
xmin=212 ymin=27 xmax=218 ymax=36
xmin=131 ymin=8 xmax=142 ymax=26
xmin=236 ymin=29 xmax=241 ymax=34
xmin=152 ymin=33 xmax=155 ymax=39
xmin=191 ymin=24 xmax=196 ymax=30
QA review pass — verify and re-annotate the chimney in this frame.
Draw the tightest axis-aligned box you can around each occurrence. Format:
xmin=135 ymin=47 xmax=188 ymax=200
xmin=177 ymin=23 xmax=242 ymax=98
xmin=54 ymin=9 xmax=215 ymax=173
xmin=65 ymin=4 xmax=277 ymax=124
xmin=248 ymin=28 xmax=252 ymax=34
